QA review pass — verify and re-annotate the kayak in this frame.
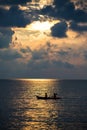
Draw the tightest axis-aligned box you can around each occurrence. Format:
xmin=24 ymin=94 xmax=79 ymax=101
xmin=36 ymin=96 xmax=62 ymax=100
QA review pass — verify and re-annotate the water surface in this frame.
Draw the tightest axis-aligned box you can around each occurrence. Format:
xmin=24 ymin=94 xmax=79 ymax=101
xmin=0 ymin=79 xmax=87 ymax=130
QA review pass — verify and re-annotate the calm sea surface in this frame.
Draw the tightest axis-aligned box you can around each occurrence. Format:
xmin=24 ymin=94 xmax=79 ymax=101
xmin=0 ymin=79 xmax=87 ymax=130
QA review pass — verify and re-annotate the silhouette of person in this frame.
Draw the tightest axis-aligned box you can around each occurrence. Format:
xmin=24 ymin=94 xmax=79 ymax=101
xmin=45 ymin=93 xmax=47 ymax=98
xmin=54 ymin=93 xmax=57 ymax=98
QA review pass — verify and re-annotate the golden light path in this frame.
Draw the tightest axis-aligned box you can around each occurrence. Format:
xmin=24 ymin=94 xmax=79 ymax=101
xmin=15 ymin=78 xmax=58 ymax=81
xmin=18 ymin=78 xmax=61 ymax=130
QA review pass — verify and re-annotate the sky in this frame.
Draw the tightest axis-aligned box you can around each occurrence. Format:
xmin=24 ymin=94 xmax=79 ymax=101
xmin=0 ymin=0 xmax=87 ymax=79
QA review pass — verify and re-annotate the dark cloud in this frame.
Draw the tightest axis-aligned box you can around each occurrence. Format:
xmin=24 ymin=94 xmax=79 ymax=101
xmin=83 ymin=51 xmax=87 ymax=60
xmin=73 ymin=9 xmax=87 ymax=23
xmin=0 ymin=6 xmax=30 ymax=27
xmin=32 ymin=49 xmax=47 ymax=60
xmin=41 ymin=5 xmax=54 ymax=16
xmin=51 ymin=21 xmax=68 ymax=38
xmin=53 ymin=60 xmax=74 ymax=69
xmin=58 ymin=50 xmax=69 ymax=56
xmin=27 ymin=58 xmax=75 ymax=79
xmin=31 ymin=42 xmax=57 ymax=61
xmin=53 ymin=0 xmax=70 ymax=8
xmin=41 ymin=0 xmax=87 ymax=23
xmin=0 ymin=42 xmax=87 ymax=79
xmin=27 ymin=58 xmax=74 ymax=78
xmin=0 ymin=49 xmax=22 ymax=60
xmin=20 ymin=47 xmax=32 ymax=53
xmin=27 ymin=43 xmax=74 ymax=72
xmin=0 ymin=59 xmax=27 ymax=78
xmin=0 ymin=0 xmax=31 ymax=5
xmin=28 ymin=59 xmax=49 ymax=71
xmin=70 ymin=22 xmax=87 ymax=32
xmin=0 ymin=28 xmax=14 ymax=48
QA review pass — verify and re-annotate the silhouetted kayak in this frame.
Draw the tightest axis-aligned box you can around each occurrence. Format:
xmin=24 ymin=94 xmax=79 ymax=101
xmin=36 ymin=96 xmax=62 ymax=100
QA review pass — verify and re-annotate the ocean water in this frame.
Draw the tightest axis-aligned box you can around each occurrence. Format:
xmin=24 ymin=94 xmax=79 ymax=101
xmin=0 ymin=79 xmax=87 ymax=130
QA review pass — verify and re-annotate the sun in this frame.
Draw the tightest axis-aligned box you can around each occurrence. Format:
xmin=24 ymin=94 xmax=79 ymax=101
xmin=30 ymin=21 xmax=51 ymax=31
xmin=26 ymin=21 xmax=58 ymax=32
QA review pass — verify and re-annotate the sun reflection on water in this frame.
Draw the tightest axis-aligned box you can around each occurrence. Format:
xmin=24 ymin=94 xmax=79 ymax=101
xmin=3 ymin=79 xmax=63 ymax=130
xmin=21 ymin=98 xmax=61 ymax=130
xmin=13 ymin=79 xmax=62 ymax=130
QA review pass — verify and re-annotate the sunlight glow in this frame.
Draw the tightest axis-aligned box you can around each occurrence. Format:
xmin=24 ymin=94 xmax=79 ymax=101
xmin=31 ymin=21 xmax=51 ymax=31
xmin=32 ymin=0 xmax=53 ymax=6
xmin=26 ymin=21 xmax=58 ymax=32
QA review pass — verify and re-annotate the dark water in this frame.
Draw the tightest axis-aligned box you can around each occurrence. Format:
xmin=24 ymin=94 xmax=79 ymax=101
xmin=0 ymin=79 xmax=87 ymax=130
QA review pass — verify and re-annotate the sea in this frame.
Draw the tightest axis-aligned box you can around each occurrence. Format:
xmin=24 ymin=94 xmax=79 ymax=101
xmin=0 ymin=79 xmax=87 ymax=130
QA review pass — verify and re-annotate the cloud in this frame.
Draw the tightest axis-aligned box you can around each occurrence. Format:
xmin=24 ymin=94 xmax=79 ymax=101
xmin=26 ymin=45 xmax=75 ymax=78
xmin=41 ymin=0 xmax=87 ymax=23
xmin=70 ymin=22 xmax=87 ymax=32
xmin=53 ymin=0 xmax=70 ymax=8
xmin=0 ymin=59 xmax=27 ymax=78
xmin=0 ymin=0 xmax=31 ymax=5
xmin=0 ymin=41 xmax=87 ymax=79
xmin=51 ymin=21 xmax=68 ymax=38
xmin=27 ymin=42 xmax=75 ymax=71
xmin=0 ymin=49 xmax=22 ymax=60
xmin=41 ymin=5 xmax=54 ymax=16
xmin=83 ymin=51 xmax=87 ymax=60
xmin=0 ymin=6 xmax=30 ymax=27
xmin=53 ymin=60 xmax=74 ymax=69
xmin=74 ymin=0 xmax=87 ymax=11
xmin=32 ymin=50 xmax=45 ymax=60
xmin=0 ymin=28 xmax=14 ymax=48
xmin=0 ymin=47 xmax=31 ymax=78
